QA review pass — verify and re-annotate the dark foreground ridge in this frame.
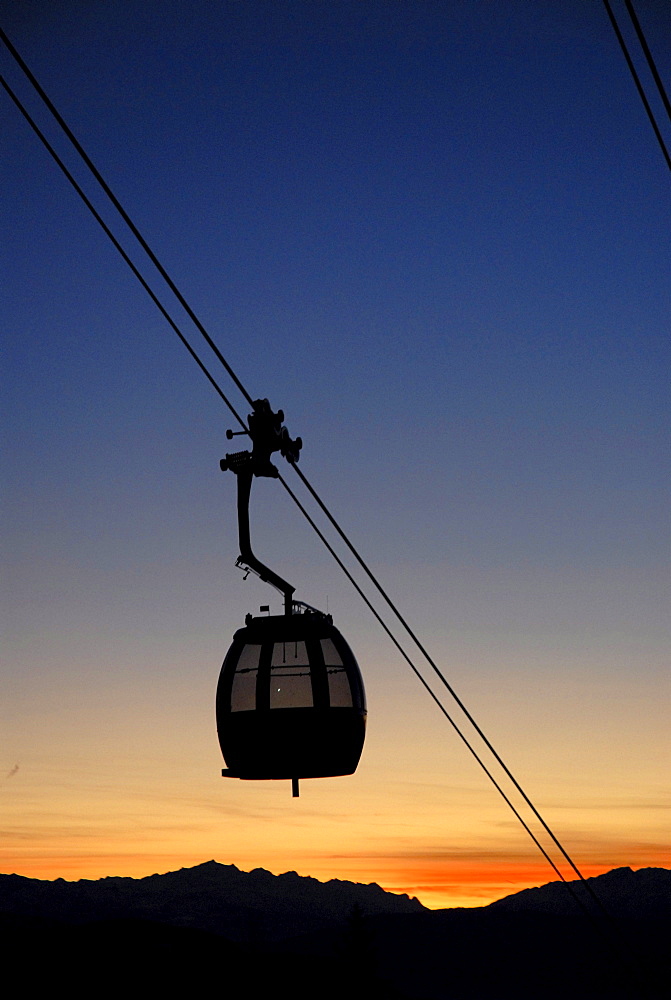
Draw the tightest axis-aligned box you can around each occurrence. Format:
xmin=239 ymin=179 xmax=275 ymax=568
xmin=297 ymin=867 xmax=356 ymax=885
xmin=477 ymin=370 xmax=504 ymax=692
xmin=1 ymin=863 xmax=668 ymax=999
xmin=0 ymin=859 xmax=424 ymax=940
xmin=488 ymin=864 xmax=671 ymax=919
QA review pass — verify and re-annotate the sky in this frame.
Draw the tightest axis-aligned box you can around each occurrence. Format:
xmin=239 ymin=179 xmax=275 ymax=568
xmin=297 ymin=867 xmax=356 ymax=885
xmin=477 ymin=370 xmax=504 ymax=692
xmin=1 ymin=1 xmax=669 ymax=909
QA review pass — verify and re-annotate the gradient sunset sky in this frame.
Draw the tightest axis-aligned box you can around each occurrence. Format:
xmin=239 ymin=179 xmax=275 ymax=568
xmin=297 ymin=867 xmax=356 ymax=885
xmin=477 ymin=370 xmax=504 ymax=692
xmin=2 ymin=1 xmax=669 ymax=909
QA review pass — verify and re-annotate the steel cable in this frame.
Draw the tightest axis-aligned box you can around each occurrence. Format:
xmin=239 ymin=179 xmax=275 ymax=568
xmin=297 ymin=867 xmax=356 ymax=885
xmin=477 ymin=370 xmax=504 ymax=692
xmin=624 ymin=0 xmax=671 ymax=126
xmin=602 ymin=0 xmax=671 ymax=171
xmin=1 ymin=24 xmax=626 ymax=936
xmin=0 ymin=73 xmax=246 ymax=429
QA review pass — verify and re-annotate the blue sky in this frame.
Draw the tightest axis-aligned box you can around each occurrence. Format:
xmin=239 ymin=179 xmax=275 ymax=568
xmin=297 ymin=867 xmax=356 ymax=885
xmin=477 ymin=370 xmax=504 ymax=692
xmin=1 ymin=1 xmax=669 ymax=905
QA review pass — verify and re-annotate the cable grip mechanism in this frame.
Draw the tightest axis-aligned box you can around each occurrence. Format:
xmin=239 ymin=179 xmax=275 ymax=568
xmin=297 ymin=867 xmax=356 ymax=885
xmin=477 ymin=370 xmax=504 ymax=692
xmin=220 ymin=399 xmax=302 ymax=615
xmin=220 ymin=397 xmax=302 ymax=478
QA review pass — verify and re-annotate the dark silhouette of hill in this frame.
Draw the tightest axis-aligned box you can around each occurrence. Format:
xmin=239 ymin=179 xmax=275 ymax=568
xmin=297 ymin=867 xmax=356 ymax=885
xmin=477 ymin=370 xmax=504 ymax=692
xmin=488 ymin=865 xmax=671 ymax=919
xmin=1 ymin=863 xmax=668 ymax=999
xmin=270 ymin=867 xmax=670 ymax=1000
xmin=0 ymin=859 xmax=422 ymax=941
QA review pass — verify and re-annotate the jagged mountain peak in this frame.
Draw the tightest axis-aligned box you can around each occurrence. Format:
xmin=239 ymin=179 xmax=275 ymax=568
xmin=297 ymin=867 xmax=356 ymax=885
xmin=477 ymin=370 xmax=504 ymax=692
xmin=137 ymin=860 xmax=424 ymax=909
xmin=0 ymin=859 xmax=424 ymax=943
xmin=488 ymin=865 xmax=671 ymax=919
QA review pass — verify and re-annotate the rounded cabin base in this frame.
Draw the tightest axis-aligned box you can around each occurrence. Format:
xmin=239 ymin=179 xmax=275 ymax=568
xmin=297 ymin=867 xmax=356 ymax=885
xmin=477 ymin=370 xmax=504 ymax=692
xmin=217 ymin=612 xmax=366 ymax=781
xmin=220 ymin=706 xmax=366 ymax=779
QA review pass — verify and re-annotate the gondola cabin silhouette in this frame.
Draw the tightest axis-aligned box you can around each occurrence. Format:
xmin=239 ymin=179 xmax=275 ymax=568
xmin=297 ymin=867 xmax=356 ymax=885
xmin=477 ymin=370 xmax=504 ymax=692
xmin=217 ymin=610 xmax=366 ymax=780
xmin=217 ymin=399 xmax=366 ymax=795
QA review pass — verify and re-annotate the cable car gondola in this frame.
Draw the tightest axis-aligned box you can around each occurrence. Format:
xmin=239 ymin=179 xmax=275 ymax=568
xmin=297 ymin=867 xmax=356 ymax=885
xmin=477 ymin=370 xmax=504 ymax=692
xmin=216 ymin=400 xmax=366 ymax=795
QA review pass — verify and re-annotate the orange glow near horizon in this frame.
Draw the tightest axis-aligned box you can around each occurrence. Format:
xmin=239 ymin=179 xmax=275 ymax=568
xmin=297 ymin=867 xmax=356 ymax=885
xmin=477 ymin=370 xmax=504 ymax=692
xmin=3 ymin=672 xmax=668 ymax=915
xmin=5 ymin=849 xmax=669 ymax=910
xmin=3 ymin=704 xmax=668 ymax=912
xmin=3 ymin=0 xmax=670 ymax=954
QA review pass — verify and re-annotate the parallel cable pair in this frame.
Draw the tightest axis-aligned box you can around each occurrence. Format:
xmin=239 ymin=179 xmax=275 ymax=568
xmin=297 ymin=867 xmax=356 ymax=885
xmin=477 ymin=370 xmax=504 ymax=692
xmin=603 ymin=0 xmax=671 ymax=171
xmin=0 ymin=25 xmax=622 ymax=935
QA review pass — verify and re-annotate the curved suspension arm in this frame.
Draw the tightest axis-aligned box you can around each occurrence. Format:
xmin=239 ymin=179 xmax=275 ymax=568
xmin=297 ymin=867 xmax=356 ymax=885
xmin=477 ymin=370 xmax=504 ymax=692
xmin=235 ymin=465 xmax=295 ymax=615
xmin=222 ymin=399 xmax=301 ymax=616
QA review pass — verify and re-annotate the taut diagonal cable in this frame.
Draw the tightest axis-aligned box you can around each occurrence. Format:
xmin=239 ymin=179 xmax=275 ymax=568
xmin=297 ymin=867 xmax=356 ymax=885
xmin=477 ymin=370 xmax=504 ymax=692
xmin=277 ymin=476 xmax=579 ymax=894
xmin=0 ymin=74 xmax=246 ymax=429
xmin=0 ymin=25 xmax=255 ymax=409
xmin=2 ymin=24 xmax=619 ymax=933
xmin=602 ymin=0 xmax=671 ymax=171
xmin=288 ymin=463 xmax=615 ymax=923
xmin=624 ymin=0 xmax=671 ymax=126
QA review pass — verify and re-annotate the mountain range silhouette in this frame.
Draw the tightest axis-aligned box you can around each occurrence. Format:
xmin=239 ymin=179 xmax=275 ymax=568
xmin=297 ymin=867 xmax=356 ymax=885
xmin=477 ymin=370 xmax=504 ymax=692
xmin=1 ymin=863 xmax=668 ymax=999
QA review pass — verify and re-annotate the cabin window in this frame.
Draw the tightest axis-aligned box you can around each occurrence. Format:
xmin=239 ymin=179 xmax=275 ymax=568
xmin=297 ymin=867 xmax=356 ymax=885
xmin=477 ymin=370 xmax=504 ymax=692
xmin=230 ymin=644 xmax=261 ymax=712
xmin=321 ymin=638 xmax=352 ymax=707
xmin=270 ymin=641 xmax=312 ymax=708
